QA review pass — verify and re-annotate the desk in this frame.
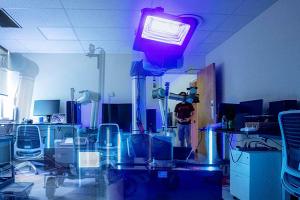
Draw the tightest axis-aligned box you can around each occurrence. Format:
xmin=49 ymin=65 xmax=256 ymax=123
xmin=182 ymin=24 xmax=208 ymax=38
xmin=108 ymin=165 xmax=223 ymax=200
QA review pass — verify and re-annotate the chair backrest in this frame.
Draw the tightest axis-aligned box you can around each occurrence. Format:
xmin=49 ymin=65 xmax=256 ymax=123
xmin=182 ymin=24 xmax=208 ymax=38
xmin=278 ymin=110 xmax=300 ymax=196
xmin=16 ymin=125 xmax=42 ymax=150
xmin=56 ymin=125 xmax=77 ymax=139
xmin=151 ymin=135 xmax=173 ymax=161
xmin=127 ymin=133 xmax=150 ymax=158
xmin=97 ymin=123 xmax=120 ymax=148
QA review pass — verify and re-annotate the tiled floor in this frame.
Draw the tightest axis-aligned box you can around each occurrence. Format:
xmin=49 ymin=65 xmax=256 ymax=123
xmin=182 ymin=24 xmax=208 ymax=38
xmin=14 ymin=172 xmax=235 ymax=200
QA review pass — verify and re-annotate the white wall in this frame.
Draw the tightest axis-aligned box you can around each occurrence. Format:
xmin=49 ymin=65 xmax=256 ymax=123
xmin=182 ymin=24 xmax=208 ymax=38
xmin=23 ymin=52 xmax=198 ymax=129
xmin=206 ymin=0 xmax=300 ymax=106
xmin=23 ymin=53 xmax=133 ymax=115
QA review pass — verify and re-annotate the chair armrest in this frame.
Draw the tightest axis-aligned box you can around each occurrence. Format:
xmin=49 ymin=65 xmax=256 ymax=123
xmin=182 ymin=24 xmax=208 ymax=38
xmin=282 ymin=172 xmax=300 ymax=197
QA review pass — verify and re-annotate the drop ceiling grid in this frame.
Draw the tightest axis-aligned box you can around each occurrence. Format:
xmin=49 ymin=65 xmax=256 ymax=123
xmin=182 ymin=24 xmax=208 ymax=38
xmin=0 ymin=0 xmax=279 ymax=55
xmin=58 ymin=0 xmax=85 ymax=54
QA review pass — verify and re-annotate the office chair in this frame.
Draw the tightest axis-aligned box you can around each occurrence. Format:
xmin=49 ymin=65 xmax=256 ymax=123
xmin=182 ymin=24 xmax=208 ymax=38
xmin=127 ymin=133 xmax=150 ymax=160
xmin=279 ymin=110 xmax=300 ymax=198
xmin=97 ymin=123 xmax=120 ymax=166
xmin=14 ymin=125 xmax=43 ymax=174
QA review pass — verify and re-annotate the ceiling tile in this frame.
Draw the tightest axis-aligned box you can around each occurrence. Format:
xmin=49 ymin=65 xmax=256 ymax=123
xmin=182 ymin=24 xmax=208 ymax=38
xmin=0 ymin=0 xmax=279 ymax=54
xmin=0 ymin=27 xmax=45 ymax=40
xmin=80 ymin=40 xmax=133 ymax=54
xmin=0 ymin=0 xmax=62 ymax=9
xmin=234 ymin=0 xmax=278 ymax=16
xmin=61 ymin=0 xmax=151 ymax=10
xmin=19 ymin=40 xmax=83 ymax=53
xmin=216 ymin=15 xmax=254 ymax=32
xmin=192 ymin=30 xmax=211 ymax=43
xmin=38 ymin=27 xmax=77 ymax=40
xmin=184 ymin=54 xmax=206 ymax=70
xmin=184 ymin=30 xmax=210 ymax=55
xmin=197 ymin=14 xmax=228 ymax=31
xmin=75 ymin=27 xmax=135 ymax=41
xmin=5 ymin=8 xmax=71 ymax=27
xmin=67 ymin=9 xmax=140 ymax=28
xmin=154 ymin=0 xmax=243 ymax=14
xmin=193 ymin=42 xmax=220 ymax=54
xmin=0 ymin=40 xmax=28 ymax=52
xmin=204 ymin=31 xmax=233 ymax=43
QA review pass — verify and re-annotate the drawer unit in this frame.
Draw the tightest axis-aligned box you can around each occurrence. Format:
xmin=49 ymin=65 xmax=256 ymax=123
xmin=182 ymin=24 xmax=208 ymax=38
xmin=230 ymin=171 xmax=250 ymax=200
xmin=230 ymin=150 xmax=281 ymax=200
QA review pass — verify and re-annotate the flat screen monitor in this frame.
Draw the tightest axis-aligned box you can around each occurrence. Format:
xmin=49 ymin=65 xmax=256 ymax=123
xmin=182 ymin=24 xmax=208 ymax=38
xmin=129 ymin=134 xmax=150 ymax=158
xmin=33 ymin=100 xmax=60 ymax=116
xmin=217 ymin=103 xmax=240 ymax=122
xmin=78 ymin=152 xmax=100 ymax=168
xmin=0 ymin=139 xmax=11 ymax=166
xmin=102 ymin=104 xmax=132 ymax=132
xmin=269 ymin=100 xmax=298 ymax=116
xmin=240 ymin=99 xmax=263 ymax=115
xmin=151 ymin=135 xmax=173 ymax=161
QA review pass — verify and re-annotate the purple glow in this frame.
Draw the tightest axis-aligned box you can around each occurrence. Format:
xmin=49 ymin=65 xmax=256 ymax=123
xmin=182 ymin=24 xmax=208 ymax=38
xmin=142 ymin=16 xmax=190 ymax=45
xmin=133 ymin=8 xmax=198 ymax=68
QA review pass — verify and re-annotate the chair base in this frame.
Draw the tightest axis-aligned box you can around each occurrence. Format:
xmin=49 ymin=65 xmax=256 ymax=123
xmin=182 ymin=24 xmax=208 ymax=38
xmin=14 ymin=161 xmax=38 ymax=175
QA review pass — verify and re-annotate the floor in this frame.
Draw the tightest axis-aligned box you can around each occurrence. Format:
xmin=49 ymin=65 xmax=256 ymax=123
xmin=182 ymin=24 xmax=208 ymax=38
xmin=14 ymin=173 xmax=235 ymax=200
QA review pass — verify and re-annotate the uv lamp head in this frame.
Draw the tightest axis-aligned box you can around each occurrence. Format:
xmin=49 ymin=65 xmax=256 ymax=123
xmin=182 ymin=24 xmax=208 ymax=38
xmin=133 ymin=7 xmax=198 ymax=67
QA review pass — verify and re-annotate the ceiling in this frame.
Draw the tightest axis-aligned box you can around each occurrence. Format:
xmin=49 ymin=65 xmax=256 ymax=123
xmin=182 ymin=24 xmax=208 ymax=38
xmin=0 ymin=0 xmax=277 ymax=58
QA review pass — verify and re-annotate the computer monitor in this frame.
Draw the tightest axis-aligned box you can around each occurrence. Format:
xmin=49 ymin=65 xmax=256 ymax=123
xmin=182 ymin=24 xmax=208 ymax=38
xmin=269 ymin=100 xmax=298 ymax=117
xmin=0 ymin=139 xmax=12 ymax=166
xmin=102 ymin=104 xmax=132 ymax=132
xmin=240 ymin=99 xmax=263 ymax=115
xmin=217 ymin=103 xmax=240 ymax=122
xmin=33 ymin=100 xmax=60 ymax=122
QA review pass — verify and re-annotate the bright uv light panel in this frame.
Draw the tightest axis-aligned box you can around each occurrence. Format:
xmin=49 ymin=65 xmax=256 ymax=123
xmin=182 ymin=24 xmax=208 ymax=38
xmin=141 ymin=16 xmax=190 ymax=46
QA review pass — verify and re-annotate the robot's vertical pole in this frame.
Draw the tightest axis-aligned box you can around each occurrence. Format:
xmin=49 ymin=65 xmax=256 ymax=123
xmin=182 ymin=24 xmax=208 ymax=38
xmin=91 ymin=101 xmax=99 ymax=129
xmin=158 ymin=99 xmax=166 ymax=128
xmin=132 ymin=75 xmax=147 ymax=133
xmin=97 ymin=48 xmax=105 ymax=125
xmin=164 ymin=82 xmax=170 ymax=134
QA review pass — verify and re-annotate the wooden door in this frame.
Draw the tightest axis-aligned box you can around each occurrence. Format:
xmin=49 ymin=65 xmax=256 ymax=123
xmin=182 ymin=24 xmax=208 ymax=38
xmin=196 ymin=63 xmax=216 ymax=155
xmin=190 ymin=80 xmax=198 ymax=150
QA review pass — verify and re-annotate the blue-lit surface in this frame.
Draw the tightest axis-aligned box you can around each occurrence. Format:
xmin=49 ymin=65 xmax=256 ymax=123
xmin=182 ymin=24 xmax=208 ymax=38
xmin=208 ymin=128 xmax=213 ymax=165
xmin=46 ymin=126 xmax=50 ymax=148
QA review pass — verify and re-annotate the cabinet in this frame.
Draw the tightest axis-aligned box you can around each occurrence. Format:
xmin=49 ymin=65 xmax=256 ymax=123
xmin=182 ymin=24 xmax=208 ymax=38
xmin=230 ymin=150 xmax=281 ymax=200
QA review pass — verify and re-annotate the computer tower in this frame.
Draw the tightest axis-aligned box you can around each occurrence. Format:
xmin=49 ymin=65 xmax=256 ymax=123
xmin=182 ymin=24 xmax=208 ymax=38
xmin=66 ymin=101 xmax=81 ymax=124
xmin=146 ymin=109 xmax=157 ymax=133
